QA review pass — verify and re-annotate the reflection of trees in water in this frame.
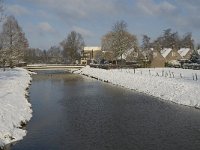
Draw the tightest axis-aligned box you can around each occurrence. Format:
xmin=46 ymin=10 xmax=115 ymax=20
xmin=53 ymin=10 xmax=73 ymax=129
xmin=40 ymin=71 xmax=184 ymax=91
xmin=32 ymin=71 xmax=83 ymax=83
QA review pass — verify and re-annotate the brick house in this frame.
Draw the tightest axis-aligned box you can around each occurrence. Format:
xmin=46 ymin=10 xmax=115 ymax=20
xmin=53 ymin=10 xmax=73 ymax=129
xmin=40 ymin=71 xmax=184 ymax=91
xmin=150 ymin=49 xmax=165 ymax=68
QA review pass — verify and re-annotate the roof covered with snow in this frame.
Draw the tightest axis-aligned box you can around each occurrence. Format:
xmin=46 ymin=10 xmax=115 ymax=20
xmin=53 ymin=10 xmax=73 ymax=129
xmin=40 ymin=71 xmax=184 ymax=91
xmin=84 ymin=47 xmax=101 ymax=51
xmin=197 ymin=49 xmax=200 ymax=55
xmin=178 ymin=48 xmax=190 ymax=57
xmin=118 ymin=48 xmax=135 ymax=60
xmin=161 ymin=48 xmax=172 ymax=58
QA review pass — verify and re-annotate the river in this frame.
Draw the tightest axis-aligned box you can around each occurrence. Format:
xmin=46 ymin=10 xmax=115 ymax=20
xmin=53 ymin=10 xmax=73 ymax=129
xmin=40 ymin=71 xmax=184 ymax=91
xmin=7 ymin=70 xmax=200 ymax=150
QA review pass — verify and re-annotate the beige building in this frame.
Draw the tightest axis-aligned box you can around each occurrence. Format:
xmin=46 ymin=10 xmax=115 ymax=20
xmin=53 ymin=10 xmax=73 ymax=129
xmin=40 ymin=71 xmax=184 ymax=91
xmin=178 ymin=48 xmax=193 ymax=60
xmin=150 ymin=49 xmax=165 ymax=68
xmin=81 ymin=47 xmax=101 ymax=65
xmin=161 ymin=48 xmax=182 ymax=62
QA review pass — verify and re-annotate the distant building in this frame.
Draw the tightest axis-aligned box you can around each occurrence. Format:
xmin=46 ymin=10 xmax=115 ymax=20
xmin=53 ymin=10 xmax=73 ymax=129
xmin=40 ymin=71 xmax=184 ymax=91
xmin=81 ymin=47 xmax=101 ymax=65
xmin=150 ymin=49 xmax=165 ymax=68
xmin=178 ymin=48 xmax=193 ymax=60
xmin=161 ymin=48 xmax=182 ymax=62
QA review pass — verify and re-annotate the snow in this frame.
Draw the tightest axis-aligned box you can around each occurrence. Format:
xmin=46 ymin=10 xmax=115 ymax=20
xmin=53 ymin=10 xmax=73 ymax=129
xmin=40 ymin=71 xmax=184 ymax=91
xmin=84 ymin=47 xmax=101 ymax=51
xmin=0 ymin=68 xmax=32 ymax=148
xmin=161 ymin=48 xmax=172 ymax=58
xmin=197 ymin=49 xmax=200 ymax=55
xmin=178 ymin=48 xmax=190 ymax=57
xmin=75 ymin=66 xmax=200 ymax=108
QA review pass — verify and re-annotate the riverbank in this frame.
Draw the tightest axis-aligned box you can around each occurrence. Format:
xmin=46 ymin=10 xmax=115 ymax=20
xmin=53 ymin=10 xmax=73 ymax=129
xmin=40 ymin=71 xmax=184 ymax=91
xmin=75 ymin=66 xmax=200 ymax=108
xmin=0 ymin=68 xmax=32 ymax=148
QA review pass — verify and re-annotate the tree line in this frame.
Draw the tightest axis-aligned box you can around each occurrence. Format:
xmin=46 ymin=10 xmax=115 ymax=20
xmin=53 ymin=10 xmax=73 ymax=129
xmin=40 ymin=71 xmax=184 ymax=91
xmin=0 ymin=15 xmax=199 ymax=68
xmin=0 ymin=16 xmax=85 ymax=67
xmin=24 ymin=31 xmax=85 ymax=64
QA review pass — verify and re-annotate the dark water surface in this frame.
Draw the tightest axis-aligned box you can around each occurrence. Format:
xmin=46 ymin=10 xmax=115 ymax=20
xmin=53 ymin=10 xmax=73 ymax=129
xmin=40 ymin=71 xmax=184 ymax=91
xmin=8 ymin=70 xmax=200 ymax=150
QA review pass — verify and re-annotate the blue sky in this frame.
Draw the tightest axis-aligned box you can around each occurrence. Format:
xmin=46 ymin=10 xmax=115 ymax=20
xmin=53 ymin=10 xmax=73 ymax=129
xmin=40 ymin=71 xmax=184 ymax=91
xmin=5 ymin=0 xmax=200 ymax=49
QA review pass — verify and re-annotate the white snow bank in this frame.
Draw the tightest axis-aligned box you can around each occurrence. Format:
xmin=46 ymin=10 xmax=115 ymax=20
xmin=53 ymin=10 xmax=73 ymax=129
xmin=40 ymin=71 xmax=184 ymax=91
xmin=75 ymin=66 xmax=200 ymax=108
xmin=0 ymin=68 xmax=32 ymax=148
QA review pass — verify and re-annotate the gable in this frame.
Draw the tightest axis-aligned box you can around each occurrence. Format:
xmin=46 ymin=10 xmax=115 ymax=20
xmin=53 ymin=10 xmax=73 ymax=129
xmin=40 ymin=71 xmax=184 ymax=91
xmin=178 ymin=48 xmax=191 ymax=57
xmin=161 ymin=48 xmax=172 ymax=58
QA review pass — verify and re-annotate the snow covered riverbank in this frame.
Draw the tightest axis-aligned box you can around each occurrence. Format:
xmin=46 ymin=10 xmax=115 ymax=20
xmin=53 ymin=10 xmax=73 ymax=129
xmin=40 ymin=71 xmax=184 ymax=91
xmin=0 ymin=68 xmax=32 ymax=148
xmin=75 ymin=66 xmax=200 ymax=108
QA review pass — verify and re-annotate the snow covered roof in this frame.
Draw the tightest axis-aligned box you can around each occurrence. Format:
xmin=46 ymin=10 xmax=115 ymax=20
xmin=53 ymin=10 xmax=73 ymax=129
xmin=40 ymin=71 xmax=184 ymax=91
xmin=197 ymin=49 xmax=200 ymax=55
xmin=161 ymin=48 xmax=172 ymax=58
xmin=178 ymin=48 xmax=190 ymax=57
xmin=84 ymin=47 xmax=101 ymax=51
xmin=118 ymin=48 xmax=135 ymax=60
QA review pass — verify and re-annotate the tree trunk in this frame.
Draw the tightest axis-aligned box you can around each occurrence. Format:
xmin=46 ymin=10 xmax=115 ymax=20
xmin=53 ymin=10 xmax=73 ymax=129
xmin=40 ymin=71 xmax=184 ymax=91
xmin=3 ymin=59 xmax=6 ymax=71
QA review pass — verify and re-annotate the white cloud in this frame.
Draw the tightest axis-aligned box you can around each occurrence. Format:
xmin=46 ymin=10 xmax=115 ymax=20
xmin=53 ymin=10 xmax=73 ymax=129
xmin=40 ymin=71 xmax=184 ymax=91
xmin=7 ymin=4 xmax=29 ymax=16
xmin=18 ymin=0 xmax=120 ymax=20
xmin=37 ymin=22 xmax=55 ymax=33
xmin=71 ymin=26 xmax=94 ymax=38
xmin=136 ymin=0 xmax=176 ymax=16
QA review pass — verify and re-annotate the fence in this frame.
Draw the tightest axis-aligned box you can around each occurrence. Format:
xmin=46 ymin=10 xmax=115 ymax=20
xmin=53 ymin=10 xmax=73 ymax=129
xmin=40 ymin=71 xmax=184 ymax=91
xmin=118 ymin=68 xmax=199 ymax=82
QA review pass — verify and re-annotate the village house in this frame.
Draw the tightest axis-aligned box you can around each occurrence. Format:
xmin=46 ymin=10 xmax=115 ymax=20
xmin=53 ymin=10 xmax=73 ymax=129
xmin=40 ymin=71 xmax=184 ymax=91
xmin=81 ymin=47 xmax=101 ymax=65
xmin=150 ymin=49 xmax=165 ymax=68
xmin=161 ymin=48 xmax=182 ymax=62
xmin=117 ymin=49 xmax=147 ymax=66
xmin=178 ymin=48 xmax=193 ymax=60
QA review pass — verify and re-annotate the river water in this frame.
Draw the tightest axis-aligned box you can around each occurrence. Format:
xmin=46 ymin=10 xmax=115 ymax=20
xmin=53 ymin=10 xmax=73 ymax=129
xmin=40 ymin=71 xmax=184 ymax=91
xmin=8 ymin=70 xmax=200 ymax=150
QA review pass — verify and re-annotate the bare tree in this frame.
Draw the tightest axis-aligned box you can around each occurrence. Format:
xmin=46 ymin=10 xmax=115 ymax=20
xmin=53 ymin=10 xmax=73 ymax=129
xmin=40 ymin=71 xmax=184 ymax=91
xmin=101 ymin=20 xmax=138 ymax=64
xmin=61 ymin=31 xmax=85 ymax=64
xmin=0 ymin=16 xmax=29 ymax=68
xmin=142 ymin=35 xmax=151 ymax=50
xmin=101 ymin=32 xmax=113 ymax=52
xmin=24 ymin=48 xmax=45 ymax=64
xmin=0 ymin=0 xmax=5 ymax=21
xmin=47 ymin=46 xmax=63 ymax=64
xmin=180 ymin=32 xmax=194 ymax=49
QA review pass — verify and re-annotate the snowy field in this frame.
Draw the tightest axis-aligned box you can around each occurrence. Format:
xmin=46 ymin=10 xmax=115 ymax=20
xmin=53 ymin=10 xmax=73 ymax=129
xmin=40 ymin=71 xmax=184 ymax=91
xmin=75 ymin=66 xmax=200 ymax=108
xmin=0 ymin=68 xmax=32 ymax=148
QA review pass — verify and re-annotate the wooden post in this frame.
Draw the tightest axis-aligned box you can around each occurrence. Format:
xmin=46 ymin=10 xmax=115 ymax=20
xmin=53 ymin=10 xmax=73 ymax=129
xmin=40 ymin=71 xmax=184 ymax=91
xmin=192 ymin=74 xmax=194 ymax=80
xmin=195 ymin=73 xmax=198 ymax=81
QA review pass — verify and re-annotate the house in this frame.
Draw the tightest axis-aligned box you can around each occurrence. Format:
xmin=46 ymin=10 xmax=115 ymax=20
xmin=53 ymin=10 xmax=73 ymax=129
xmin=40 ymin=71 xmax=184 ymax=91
xmin=81 ymin=47 xmax=101 ymax=65
xmin=116 ymin=49 xmax=146 ymax=65
xmin=150 ymin=49 xmax=165 ymax=68
xmin=119 ymin=48 xmax=135 ymax=61
xmin=161 ymin=48 xmax=182 ymax=62
xmin=178 ymin=48 xmax=193 ymax=60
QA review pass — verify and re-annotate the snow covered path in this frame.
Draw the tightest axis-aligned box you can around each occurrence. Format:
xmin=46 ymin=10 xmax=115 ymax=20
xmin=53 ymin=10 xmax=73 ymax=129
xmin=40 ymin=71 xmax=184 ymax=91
xmin=0 ymin=68 xmax=32 ymax=148
xmin=75 ymin=66 xmax=200 ymax=108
